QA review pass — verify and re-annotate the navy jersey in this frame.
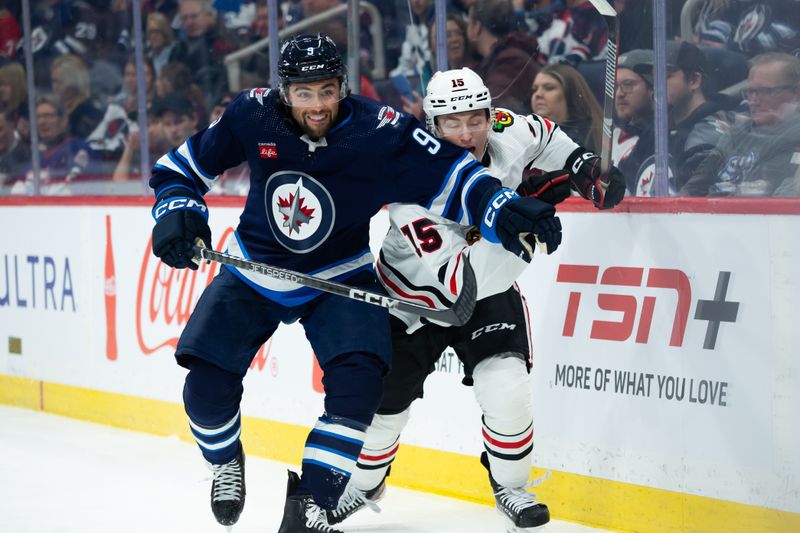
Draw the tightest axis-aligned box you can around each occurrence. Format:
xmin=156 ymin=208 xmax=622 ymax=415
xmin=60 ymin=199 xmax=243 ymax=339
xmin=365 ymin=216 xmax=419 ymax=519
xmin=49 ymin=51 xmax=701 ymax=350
xmin=150 ymin=90 xmax=499 ymax=306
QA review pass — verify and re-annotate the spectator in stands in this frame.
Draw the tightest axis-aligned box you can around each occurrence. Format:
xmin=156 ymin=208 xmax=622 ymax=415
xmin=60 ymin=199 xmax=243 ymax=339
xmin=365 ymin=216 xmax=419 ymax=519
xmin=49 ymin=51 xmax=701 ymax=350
xmin=0 ymin=6 xmax=21 ymax=62
xmin=70 ymin=52 xmax=154 ymax=179
xmin=156 ymin=61 xmax=209 ymax=125
xmin=111 ymin=104 xmax=169 ymax=183
xmin=218 ymin=0 xmax=257 ymax=39
xmin=145 ymin=0 xmax=179 ymax=22
xmin=299 ymin=0 xmax=347 ymax=46
xmin=240 ymin=0 xmax=281 ymax=88
xmin=147 ymin=12 xmax=178 ymax=77
xmin=694 ymin=0 xmax=800 ymax=57
xmin=11 ymin=95 xmax=94 ymax=195
xmin=466 ymin=0 xmax=539 ymax=114
xmin=171 ymin=0 xmax=240 ymax=105
xmin=616 ymin=0 xmax=681 ymax=55
xmin=0 ymin=62 xmax=26 ymax=116
xmin=205 ymin=92 xmax=249 ymax=195
xmin=536 ymin=0 xmax=609 ymax=66
xmin=153 ymin=92 xmax=199 ymax=149
xmin=26 ymin=0 xmax=107 ymax=87
xmin=50 ymin=54 xmax=105 ymax=140
xmin=0 ymin=110 xmax=30 ymax=189
xmin=685 ymin=52 xmax=800 ymax=196
xmin=429 ymin=13 xmax=479 ymax=71
xmin=400 ymin=14 xmax=479 ymax=120
xmin=612 ymin=48 xmax=655 ymax=195
xmin=530 ymin=63 xmax=603 ymax=153
xmin=111 ymin=57 xmax=157 ymax=116
xmin=391 ymin=0 xmax=434 ymax=85
xmin=640 ymin=40 xmax=737 ymax=194
xmin=209 ymin=91 xmax=235 ymax=123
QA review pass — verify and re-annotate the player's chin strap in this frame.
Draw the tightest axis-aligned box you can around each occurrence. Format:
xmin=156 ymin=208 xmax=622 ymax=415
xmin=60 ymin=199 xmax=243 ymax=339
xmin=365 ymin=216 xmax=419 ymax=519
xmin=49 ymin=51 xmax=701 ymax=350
xmin=191 ymin=239 xmax=479 ymax=327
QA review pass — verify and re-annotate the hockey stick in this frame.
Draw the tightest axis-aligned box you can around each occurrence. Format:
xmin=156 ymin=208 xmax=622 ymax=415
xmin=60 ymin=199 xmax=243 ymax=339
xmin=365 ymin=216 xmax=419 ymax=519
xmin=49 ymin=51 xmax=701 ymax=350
xmin=192 ymin=245 xmax=478 ymax=326
xmin=586 ymin=0 xmax=619 ymax=178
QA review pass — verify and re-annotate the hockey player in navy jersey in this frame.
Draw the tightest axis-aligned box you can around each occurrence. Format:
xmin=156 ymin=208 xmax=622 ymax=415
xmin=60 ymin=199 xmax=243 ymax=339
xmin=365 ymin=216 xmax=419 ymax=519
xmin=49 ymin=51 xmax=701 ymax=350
xmin=326 ymin=68 xmax=625 ymax=532
xmin=148 ymin=35 xmax=566 ymax=532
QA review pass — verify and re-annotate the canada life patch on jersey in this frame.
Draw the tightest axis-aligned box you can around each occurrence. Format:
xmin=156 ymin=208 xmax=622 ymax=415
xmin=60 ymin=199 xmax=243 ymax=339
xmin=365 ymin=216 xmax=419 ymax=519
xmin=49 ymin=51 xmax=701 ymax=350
xmin=491 ymin=110 xmax=514 ymax=132
xmin=259 ymin=142 xmax=278 ymax=159
xmin=377 ymin=106 xmax=401 ymax=129
xmin=264 ymin=171 xmax=335 ymax=253
xmin=249 ymin=87 xmax=271 ymax=105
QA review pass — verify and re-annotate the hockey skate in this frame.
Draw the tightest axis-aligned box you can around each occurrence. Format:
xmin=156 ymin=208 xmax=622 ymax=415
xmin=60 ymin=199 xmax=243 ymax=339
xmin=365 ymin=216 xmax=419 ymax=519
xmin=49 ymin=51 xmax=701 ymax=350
xmin=326 ymin=478 xmax=385 ymax=524
xmin=481 ymin=452 xmax=550 ymax=532
xmin=208 ymin=443 xmax=246 ymax=528
xmin=278 ymin=470 xmax=344 ymax=533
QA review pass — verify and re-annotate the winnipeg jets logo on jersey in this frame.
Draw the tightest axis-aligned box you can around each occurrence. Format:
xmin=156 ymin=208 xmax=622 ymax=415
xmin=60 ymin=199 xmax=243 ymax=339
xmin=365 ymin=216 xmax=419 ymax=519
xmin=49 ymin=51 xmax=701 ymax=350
xmin=249 ymin=87 xmax=271 ymax=105
xmin=265 ymin=171 xmax=335 ymax=253
xmin=377 ymin=106 xmax=401 ymax=129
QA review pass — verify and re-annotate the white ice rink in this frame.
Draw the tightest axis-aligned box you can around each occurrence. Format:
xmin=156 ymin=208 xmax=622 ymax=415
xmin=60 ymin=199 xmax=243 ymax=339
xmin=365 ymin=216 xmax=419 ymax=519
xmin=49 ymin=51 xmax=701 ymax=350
xmin=1 ymin=405 xmax=607 ymax=533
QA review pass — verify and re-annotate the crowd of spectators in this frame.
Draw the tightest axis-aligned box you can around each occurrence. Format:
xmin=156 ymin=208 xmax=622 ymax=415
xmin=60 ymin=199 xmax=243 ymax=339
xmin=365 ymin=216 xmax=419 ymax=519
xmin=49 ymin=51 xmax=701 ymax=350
xmin=0 ymin=0 xmax=798 ymax=197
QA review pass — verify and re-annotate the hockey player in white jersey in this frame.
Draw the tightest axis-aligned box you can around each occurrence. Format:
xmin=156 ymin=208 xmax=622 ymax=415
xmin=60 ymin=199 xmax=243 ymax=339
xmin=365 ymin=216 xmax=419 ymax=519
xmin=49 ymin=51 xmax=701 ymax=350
xmin=326 ymin=67 xmax=625 ymax=532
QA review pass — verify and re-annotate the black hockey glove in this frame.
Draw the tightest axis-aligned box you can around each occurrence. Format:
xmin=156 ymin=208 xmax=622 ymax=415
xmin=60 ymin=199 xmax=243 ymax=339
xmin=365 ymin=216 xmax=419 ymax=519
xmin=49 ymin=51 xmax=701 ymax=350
xmin=566 ymin=147 xmax=626 ymax=210
xmin=151 ymin=190 xmax=211 ymax=270
xmin=517 ymin=169 xmax=571 ymax=205
xmin=478 ymin=188 xmax=562 ymax=262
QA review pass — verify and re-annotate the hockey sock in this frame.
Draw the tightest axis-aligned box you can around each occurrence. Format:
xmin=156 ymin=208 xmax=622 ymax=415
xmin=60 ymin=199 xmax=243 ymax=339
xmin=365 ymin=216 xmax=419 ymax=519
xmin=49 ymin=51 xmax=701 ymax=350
xmin=298 ymin=415 xmax=367 ymax=510
xmin=183 ymin=357 xmax=245 ymax=464
xmin=473 ymin=355 xmax=534 ymax=488
xmin=353 ymin=410 xmax=410 ymax=491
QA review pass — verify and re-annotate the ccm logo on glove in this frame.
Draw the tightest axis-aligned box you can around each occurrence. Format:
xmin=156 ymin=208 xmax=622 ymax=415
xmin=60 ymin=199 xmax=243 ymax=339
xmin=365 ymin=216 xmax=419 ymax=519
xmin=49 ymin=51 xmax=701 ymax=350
xmin=482 ymin=189 xmax=519 ymax=233
xmin=152 ymin=196 xmax=209 ymax=222
xmin=570 ymin=150 xmax=597 ymax=174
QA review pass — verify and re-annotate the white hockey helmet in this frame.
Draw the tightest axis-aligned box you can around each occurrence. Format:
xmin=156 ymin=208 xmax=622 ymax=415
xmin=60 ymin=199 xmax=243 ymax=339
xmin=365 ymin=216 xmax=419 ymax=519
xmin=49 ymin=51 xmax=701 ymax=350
xmin=423 ymin=67 xmax=492 ymax=136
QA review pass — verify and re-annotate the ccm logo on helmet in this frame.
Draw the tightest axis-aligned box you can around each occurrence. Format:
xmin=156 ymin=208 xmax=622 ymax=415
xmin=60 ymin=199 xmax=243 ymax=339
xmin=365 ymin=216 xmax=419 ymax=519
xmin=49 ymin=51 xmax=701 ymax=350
xmin=300 ymin=64 xmax=325 ymax=72
xmin=450 ymin=95 xmax=474 ymax=101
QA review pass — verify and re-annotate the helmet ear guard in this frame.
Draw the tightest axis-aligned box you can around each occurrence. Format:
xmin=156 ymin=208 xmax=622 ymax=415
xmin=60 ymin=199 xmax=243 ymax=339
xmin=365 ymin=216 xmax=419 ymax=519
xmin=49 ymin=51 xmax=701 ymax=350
xmin=277 ymin=33 xmax=350 ymax=105
xmin=423 ymin=67 xmax=493 ymax=136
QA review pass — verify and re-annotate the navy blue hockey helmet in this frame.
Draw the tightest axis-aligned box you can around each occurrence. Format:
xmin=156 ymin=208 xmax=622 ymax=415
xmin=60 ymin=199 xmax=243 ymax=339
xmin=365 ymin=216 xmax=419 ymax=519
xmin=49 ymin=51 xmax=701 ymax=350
xmin=278 ymin=33 xmax=349 ymax=102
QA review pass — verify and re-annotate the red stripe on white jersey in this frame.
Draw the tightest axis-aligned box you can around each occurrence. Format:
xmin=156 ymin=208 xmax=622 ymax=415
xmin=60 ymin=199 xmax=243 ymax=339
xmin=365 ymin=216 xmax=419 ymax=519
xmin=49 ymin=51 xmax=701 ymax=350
xmin=376 ymin=261 xmax=436 ymax=308
xmin=448 ymin=248 xmax=467 ymax=296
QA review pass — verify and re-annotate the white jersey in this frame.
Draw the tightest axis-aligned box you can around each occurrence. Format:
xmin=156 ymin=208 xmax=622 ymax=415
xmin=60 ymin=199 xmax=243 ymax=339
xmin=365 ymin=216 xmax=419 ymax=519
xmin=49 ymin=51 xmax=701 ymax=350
xmin=377 ymin=108 xmax=580 ymax=332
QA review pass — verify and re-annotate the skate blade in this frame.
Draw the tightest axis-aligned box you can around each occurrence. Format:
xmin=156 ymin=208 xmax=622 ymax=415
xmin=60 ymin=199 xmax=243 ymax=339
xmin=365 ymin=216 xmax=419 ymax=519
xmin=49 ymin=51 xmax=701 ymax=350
xmin=499 ymin=510 xmax=548 ymax=533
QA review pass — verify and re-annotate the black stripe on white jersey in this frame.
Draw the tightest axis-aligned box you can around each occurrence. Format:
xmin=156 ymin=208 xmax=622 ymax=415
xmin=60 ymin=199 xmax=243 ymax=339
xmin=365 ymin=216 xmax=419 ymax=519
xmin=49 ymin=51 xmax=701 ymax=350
xmin=378 ymin=249 xmax=453 ymax=308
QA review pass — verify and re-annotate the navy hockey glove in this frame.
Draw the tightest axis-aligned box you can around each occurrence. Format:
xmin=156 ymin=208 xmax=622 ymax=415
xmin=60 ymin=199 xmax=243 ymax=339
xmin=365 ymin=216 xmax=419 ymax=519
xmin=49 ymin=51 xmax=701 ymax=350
xmin=151 ymin=191 xmax=211 ymax=270
xmin=517 ymin=169 xmax=571 ymax=205
xmin=479 ymin=188 xmax=562 ymax=262
xmin=566 ymin=148 xmax=626 ymax=209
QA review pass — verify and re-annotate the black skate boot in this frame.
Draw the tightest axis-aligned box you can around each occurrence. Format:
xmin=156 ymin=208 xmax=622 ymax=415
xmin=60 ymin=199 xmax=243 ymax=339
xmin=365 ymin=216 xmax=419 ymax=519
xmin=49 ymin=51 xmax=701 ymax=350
xmin=278 ymin=470 xmax=343 ymax=533
xmin=208 ymin=443 xmax=246 ymax=527
xmin=326 ymin=477 xmax=385 ymax=525
xmin=481 ymin=452 xmax=550 ymax=532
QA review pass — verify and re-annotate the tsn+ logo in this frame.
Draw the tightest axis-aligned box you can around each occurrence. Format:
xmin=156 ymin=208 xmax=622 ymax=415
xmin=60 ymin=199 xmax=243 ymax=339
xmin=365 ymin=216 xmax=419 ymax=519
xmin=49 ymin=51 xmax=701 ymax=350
xmin=556 ymin=264 xmax=740 ymax=350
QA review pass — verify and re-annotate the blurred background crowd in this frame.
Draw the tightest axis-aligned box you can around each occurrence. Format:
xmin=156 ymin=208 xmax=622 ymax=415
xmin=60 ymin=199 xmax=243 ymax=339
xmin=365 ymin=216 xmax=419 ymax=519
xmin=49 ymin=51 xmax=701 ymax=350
xmin=0 ymin=0 xmax=798 ymax=197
